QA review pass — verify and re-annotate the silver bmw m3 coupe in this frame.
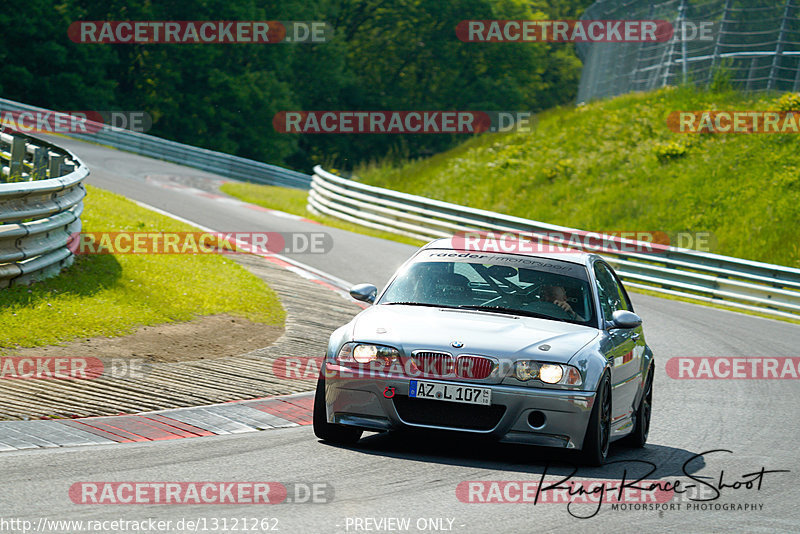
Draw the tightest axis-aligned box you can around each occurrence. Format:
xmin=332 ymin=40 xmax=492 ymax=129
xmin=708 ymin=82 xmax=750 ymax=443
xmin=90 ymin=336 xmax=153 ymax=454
xmin=313 ymin=238 xmax=654 ymax=465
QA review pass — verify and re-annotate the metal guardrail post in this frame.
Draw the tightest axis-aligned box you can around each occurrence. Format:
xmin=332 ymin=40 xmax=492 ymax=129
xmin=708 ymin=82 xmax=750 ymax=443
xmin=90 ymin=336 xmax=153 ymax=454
xmin=47 ymin=153 xmax=64 ymax=179
xmin=8 ymin=136 xmax=26 ymax=181
xmin=31 ymin=146 xmax=46 ymax=180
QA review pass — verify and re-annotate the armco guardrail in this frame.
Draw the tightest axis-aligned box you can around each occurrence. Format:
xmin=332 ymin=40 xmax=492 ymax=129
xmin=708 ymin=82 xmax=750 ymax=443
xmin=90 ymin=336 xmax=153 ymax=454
xmin=309 ymin=165 xmax=800 ymax=320
xmin=0 ymin=98 xmax=310 ymax=189
xmin=0 ymin=132 xmax=88 ymax=288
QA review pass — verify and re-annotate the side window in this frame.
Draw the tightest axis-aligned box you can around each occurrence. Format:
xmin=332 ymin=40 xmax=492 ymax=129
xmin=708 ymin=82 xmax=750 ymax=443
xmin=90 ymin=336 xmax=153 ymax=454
xmin=593 ymin=262 xmax=630 ymax=320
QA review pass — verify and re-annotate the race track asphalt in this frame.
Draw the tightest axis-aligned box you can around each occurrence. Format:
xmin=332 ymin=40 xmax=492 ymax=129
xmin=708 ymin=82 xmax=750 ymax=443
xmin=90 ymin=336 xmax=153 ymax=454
xmin=2 ymin=135 xmax=799 ymax=533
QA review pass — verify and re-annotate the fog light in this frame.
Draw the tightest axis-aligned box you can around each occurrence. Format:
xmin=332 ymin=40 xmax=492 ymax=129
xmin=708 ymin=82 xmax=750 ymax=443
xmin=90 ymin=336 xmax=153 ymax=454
xmin=528 ymin=411 xmax=546 ymax=428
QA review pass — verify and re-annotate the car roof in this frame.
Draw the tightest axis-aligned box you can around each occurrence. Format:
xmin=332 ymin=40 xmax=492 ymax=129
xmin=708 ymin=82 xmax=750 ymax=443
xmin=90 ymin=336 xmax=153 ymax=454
xmin=419 ymin=237 xmax=600 ymax=267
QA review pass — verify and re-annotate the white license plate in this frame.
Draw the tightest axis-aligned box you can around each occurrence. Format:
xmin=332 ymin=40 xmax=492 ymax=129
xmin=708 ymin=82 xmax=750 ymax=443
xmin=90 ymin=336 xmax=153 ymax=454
xmin=409 ymin=380 xmax=491 ymax=406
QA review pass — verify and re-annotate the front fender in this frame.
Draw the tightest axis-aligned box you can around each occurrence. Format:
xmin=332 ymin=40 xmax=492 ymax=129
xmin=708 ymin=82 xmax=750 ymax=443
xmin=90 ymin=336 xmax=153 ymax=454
xmin=570 ymin=347 xmax=611 ymax=392
xmin=327 ymin=324 xmax=352 ymax=360
xmin=632 ymin=344 xmax=655 ymax=408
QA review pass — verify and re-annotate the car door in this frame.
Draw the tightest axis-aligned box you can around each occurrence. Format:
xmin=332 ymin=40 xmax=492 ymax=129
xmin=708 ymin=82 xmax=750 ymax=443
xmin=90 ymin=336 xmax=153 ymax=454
xmin=592 ymin=261 xmax=643 ymax=429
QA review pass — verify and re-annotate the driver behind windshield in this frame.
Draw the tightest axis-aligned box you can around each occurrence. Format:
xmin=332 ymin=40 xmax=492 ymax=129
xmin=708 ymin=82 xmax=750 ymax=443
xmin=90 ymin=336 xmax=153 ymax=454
xmin=541 ymin=285 xmax=586 ymax=322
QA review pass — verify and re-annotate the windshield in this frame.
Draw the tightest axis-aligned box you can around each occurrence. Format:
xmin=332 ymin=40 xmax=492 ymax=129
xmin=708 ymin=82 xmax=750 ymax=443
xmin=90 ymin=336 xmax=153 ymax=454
xmin=379 ymin=258 xmax=595 ymax=326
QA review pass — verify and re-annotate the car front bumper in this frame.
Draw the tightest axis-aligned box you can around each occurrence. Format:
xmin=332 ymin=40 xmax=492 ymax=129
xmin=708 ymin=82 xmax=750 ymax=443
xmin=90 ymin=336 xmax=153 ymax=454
xmin=323 ymin=366 xmax=597 ymax=450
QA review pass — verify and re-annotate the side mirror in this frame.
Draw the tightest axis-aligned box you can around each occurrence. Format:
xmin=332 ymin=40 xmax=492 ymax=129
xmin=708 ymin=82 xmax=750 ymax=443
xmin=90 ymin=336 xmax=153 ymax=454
xmin=349 ymin=283 xmax=377 ymax=304
xmin=609 ymin=310 xmax=642 ymax=329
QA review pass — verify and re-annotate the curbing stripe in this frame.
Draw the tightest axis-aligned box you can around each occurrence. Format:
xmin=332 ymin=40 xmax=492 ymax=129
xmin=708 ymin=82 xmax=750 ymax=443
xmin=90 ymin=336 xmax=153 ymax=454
xmin=0 ymin=392 xmax=314 ymax=452
xmin=56 ymin=420 xmax=136 ymax=443
xmin=140 ymin=415 xmax=215 ymax=437
xmin=82 ymin=416 xmax=200 ymax=441
xmin=4 ymin=420 xmax=117 ymax=446
xmin=249 ymin=397 xmax=314 ymax=425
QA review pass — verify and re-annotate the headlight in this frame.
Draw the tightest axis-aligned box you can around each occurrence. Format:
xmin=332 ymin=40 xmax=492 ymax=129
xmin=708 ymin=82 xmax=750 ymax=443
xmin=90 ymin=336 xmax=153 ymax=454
xmin=514 ymin=361 xmax=582 ymax=386
xmin=515 ymin=360 xmax=540 ymax=381
xmin=336 ymin=343 xmax=400 ymax=367
xmin=539 ymin=364 xmax=563 ymax=384
xmin=353 ymin=344 xmax=378 ymax=363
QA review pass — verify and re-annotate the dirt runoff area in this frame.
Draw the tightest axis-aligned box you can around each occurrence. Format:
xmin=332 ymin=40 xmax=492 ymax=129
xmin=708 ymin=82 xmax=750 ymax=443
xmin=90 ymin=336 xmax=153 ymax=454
xmin=5 ymin=314 xmax=283 ymax=363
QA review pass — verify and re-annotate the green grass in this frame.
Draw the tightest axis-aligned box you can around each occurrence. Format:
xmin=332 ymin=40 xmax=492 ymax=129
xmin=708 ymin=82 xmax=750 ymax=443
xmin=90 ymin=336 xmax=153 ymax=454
xmin=355 ymin=86 xmax=800 ymax=268
xmin=219 ymin=182 xmax=425 ymax=247
xmin=0 ymin=185 xmax=285 ymax=350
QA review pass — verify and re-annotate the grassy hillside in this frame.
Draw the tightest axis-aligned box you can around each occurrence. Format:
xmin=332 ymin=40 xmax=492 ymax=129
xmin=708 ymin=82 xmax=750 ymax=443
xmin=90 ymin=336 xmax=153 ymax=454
xmin=355 ymin=86 xmax=800 ymax=268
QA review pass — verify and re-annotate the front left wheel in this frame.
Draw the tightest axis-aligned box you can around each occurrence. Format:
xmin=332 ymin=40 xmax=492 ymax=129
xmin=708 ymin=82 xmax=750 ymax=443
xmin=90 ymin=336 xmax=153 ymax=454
xmin=623 ymin=366 xmax=653 ymax=448
xmin=579 ymin=372 xmax=611 ymax=466
xmin=313 ymin=373 xmax=363 ymax=444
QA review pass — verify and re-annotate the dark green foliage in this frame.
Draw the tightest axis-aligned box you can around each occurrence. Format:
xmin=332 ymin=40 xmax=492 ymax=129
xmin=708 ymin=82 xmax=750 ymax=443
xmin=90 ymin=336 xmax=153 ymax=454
xmin=0 ymin=0 xmax=594 ymax=170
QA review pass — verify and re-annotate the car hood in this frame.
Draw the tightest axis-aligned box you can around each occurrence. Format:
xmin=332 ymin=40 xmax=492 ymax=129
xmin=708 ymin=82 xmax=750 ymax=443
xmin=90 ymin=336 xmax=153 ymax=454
xmin=350 ymin=305 xmax=598 ymax=368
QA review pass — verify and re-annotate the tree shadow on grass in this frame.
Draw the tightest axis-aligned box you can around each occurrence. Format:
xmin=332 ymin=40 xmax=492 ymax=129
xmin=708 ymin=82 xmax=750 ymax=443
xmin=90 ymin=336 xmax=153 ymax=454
xmin=0 ymin=254 xmax=123 ymax=309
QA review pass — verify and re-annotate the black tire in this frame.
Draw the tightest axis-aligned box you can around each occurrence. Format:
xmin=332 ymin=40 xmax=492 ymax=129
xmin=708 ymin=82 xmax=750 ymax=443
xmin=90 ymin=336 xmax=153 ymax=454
xmin=313 ymin=374 xmax=363 ymax=444
xmin=623 ymin=366 xmax=653 ymax=448
xmin=579 ymin=372 xmax=611 ymax=466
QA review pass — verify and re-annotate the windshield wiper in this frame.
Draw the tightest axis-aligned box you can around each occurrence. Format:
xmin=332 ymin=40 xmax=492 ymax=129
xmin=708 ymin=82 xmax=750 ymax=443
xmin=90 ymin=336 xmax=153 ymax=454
xmin=455 ymin=305 xmax=554 ymax=320
xmin=384 ymin=302 xmax=457 ymax=308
